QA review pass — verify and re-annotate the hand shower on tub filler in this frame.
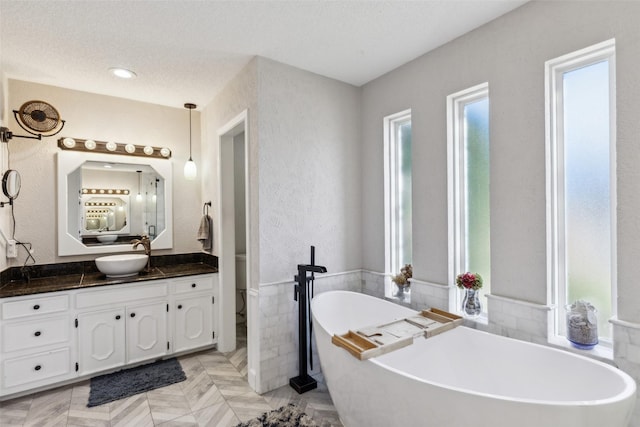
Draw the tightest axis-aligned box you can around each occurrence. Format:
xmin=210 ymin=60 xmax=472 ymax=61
xmin=290 ymin=246 xmax=327 ymax=394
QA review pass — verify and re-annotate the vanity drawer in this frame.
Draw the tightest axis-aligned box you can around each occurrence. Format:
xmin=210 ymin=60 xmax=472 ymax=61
xmin=3 ymin=347 xmax=71 ymax=389
xmin=2 ymin=294 xmax=69 ymax=320
xmin=173 ymin=276 xmax=213 ymax=294
xmin=76 ymin=281 xmax=168 ymax=309
xmin=2 ymin=315 xmax=70 ymax=353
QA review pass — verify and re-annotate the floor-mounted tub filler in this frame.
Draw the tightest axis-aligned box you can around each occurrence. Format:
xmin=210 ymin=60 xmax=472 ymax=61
xmin=311 ymin=291 xmax=636 ymax=427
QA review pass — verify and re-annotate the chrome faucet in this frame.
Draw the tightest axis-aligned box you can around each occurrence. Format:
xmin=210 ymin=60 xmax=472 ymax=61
xmin=131 ymin=234 xmax=151 ymax=272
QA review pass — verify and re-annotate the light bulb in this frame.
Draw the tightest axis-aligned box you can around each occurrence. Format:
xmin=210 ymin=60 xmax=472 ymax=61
xmin=184 ymin=159 xmax=197 ymax=180
xmin=136 ymin=193 xmax=142 ymax=202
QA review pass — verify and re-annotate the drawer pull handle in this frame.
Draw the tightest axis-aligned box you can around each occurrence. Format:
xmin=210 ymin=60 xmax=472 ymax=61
xmin=34 ymin=331 xmax=41 ymax=337
xmin=33 ymin=304 xmax=40 ymax=310
xmin=115 ymin=315 xmax=121 ymax=320
xmin=130 ymin=313 xmax=136 ymax=318
xmin=191 ymin=283 xmax=196 ymax=288
xmin=178 ymin=304 xmax=183 ymax=309
xmin=34 ymin=365 xmax=42 ymax=371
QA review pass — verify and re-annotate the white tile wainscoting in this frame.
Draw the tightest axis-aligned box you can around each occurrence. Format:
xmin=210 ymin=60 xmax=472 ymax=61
xmin=258 ymin=270 xmax=362 ymax=393
xmin=612 ymin=319 xmax=640 ymax=426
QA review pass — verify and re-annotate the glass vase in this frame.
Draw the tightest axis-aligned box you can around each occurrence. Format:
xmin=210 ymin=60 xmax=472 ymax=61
xmin=462 ymin=288 xmax=481 ymax=317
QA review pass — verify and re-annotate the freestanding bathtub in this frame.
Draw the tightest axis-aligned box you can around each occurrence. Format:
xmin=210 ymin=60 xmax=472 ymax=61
xmin=311 ymin=291 xmax=636 ymax=427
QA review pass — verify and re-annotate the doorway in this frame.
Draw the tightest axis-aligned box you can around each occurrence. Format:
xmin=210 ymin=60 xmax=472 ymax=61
xmin=217 ymin=110 xmax=258 ymax=390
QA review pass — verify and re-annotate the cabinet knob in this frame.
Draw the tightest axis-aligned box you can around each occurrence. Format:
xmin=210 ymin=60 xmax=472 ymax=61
xmin=130 ymin=313 xmax=136 ymax=318
xmin=177 ymin=304 xmax=183 ymax=309
xmin=191 ymin=283 xmax=196 ymax=288
xmin=34 ymin=365 xmax=41 ymax=371
xmin=34 ymin=331 xmax=41 ymax=337
xmin=115 ymin=315 xmax=121 ymax=320
xmin=33 ymin=304 xmax=40 ymax=310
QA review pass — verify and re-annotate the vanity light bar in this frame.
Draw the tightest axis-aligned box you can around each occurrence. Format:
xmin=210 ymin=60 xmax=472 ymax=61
xmin=82 ymin=189 xmax=130 ymax=195
xmin=58 ymin=137 xmax=171 ymax=159
xmin=86 ymin=210 xmax=111 ymax=215
xmin=85 ymin=202 xmax=117 ymax=207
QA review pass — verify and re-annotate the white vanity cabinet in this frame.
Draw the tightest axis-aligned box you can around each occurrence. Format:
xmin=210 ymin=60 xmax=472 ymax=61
xmin=77 ymin=301 xmax=168 ymax=376
xmin=75 ymin=280 xmax=169 ymax=376
xmin=172 ymin=275 xmax=217 ymax=353
xmin=0 ymin=272 xmax=218 ymax=400
xmin=77 ymin=307 xmax=126 ymax=375
xmin=0 ymin=293 xmax=74 ymax=395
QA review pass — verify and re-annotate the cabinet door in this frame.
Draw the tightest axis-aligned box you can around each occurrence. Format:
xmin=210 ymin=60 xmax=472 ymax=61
xmin=174 ymin=296 xmax=212 ymax=353
xmin=126 ymin=301 xmax=168 ymax=364
xmin=78 ymin=308 xmax=125 ymax=376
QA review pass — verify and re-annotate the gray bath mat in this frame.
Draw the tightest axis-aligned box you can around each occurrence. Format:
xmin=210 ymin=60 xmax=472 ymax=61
xmin=235 ymin=404 xmax=317 ymax=427
xmin=87 ymin=358 xmax=186 ymax=407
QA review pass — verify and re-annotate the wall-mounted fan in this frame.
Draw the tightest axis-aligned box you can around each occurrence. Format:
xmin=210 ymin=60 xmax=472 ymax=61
xmin=0 ymin=100 xmax=66 ymax=143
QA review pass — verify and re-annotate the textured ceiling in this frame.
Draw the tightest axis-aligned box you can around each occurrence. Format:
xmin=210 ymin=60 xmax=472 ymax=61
xmin=0 ymin=0 xmax=528 ymax=109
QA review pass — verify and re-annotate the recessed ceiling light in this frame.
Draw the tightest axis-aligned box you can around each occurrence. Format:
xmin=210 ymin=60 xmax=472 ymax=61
xmin=109 ymin=67 xmax=137 ymax=79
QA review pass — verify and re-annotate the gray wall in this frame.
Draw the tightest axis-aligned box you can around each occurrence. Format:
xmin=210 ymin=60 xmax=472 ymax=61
xmin=361 ymin=0 xmax=640 ymax=323
xmin=257 ymin=58 xmax=362 ymax=283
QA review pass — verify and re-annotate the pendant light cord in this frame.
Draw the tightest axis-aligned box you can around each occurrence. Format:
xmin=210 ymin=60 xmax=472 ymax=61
xmin=188 ymin=108 xmax=193 ymax=161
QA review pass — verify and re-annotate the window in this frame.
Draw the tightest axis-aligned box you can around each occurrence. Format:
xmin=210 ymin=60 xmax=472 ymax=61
xmin=447 ymin=83 xmax=490 ymax=314
xmin=384 ymin=110 xmax=412 ymax=296
xmin=546 ymin=40 xmax=616 ymax=343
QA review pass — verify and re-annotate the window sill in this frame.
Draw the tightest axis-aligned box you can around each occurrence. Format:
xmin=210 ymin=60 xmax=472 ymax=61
xmin=385 ymin=294 xmax=411 ymax=307
xmin=547 ymin=336 xmax=614 ymax=364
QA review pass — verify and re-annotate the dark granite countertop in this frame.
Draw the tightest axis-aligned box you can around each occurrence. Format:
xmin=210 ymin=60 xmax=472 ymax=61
xmin=0 ymin=253 xmax=218 ymax=298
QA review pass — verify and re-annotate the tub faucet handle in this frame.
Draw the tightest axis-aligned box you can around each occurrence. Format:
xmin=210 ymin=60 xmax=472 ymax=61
xmin=293 ymin=276 xmax=300 ymax=301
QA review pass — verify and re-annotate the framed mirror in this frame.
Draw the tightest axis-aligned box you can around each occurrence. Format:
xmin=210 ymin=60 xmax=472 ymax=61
xmin=2 ymin=169 xmax=21 ymax=200
xmin=57 ymin=151 xmax=173 ymax=256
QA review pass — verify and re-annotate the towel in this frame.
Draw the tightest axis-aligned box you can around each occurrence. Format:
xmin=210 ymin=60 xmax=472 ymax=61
xmin=197 ymin=214 xmax=213 ymax=251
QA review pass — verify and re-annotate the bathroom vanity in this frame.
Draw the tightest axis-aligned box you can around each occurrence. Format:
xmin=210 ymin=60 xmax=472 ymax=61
xmin=0 ymin=259 xmax=218 ymax=400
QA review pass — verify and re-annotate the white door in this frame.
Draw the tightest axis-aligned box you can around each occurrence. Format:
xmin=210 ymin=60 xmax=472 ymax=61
xmin=126 ymin=301 xmax=167 ymax=364
xmin=77 ymin=308 xmax=125 ymax=375
xmin=174 ymin=296 xmax=212 ymax=353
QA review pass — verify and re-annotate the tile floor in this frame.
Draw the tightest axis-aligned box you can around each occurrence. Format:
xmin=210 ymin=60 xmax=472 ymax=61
xmin=0 ymin=332 xmax=343 ymax=426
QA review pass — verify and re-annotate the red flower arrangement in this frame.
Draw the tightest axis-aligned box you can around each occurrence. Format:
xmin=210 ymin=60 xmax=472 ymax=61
xmin=455 ymin=272 xmax=483 ymax=290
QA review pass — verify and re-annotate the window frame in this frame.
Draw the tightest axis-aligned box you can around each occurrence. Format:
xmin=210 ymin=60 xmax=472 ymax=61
xmin=447 ymin=82 xmax=490 ymax=314
xmin=383 ymin=109 xmax=412 ymax=296
xmin=545 ymin=39 xmax=617 ymax=345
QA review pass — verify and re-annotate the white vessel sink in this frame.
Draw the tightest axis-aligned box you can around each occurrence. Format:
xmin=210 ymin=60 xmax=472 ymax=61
xmin=96 ymin=234 xmax=118 ymax=243
xmin=95 ymin=254 xmax=148 ymax=277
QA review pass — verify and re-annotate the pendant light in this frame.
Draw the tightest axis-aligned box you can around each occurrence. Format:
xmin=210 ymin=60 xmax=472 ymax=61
xmin=184 ymin=103 xmax=197 ymax=180
xmin=136 ymin=170 xmax=142 ymax=202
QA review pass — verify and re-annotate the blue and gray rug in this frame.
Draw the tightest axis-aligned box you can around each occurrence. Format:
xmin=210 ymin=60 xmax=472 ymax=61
xmin=87 ymin=358 xmax=186 ymax=407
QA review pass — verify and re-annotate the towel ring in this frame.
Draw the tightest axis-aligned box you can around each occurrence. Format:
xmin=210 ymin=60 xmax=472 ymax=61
xmin=203 ymin=201 xmax=212 ymax=215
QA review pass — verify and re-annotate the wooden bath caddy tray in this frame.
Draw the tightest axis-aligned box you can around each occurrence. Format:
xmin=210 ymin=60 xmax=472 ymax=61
xmin=332 ymin=308 xmax=463 ymax=360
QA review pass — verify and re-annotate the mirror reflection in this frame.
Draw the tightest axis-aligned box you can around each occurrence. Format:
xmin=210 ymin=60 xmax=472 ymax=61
xmin=57 ymin=151 xmax=172 ymax=256
xmin=74 ymin=161 xmax=166 ymax=246
xmin=82 ymin=194 xmax=129 ymax=236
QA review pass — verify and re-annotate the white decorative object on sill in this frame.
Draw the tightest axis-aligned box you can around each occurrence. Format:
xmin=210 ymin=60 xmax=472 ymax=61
xmin=566 ymin=300 xmax=598 ymax=350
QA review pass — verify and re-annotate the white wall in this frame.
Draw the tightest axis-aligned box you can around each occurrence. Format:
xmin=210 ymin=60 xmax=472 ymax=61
xmin=203 ymin=57 xmax=362 ymax=392
xmin=361 ymin=0 xmax=640 ymax=320
xmin=257 ymin=58 xmax=362 ymax=283
xmin=3 ymin=79 xmax=202 ymax=265
xmin=233 ymin=132 xmax=246 ymax=254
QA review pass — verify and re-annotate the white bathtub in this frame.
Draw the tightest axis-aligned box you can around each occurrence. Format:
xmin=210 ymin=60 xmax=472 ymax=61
xmin=311 ymin=291 xmax=636 ymax=427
